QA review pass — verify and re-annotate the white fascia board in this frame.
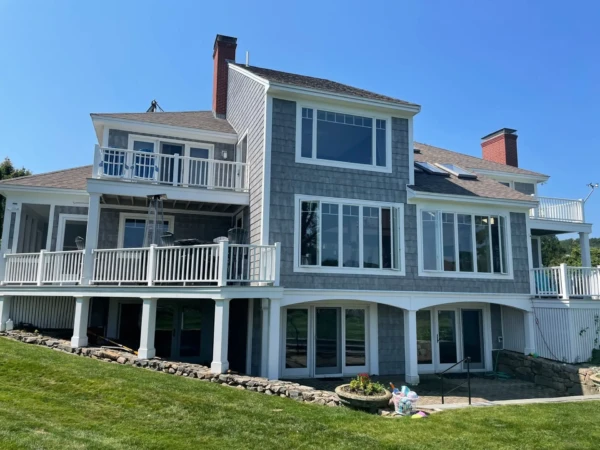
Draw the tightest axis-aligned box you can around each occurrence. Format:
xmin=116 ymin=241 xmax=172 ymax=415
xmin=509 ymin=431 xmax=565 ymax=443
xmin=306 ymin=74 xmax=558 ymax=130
xmin=529 ymin=218 xmax=593 ymax=234
xmin=87 ymin=178 xmax=249 ymax=206
xmin=532 ymin=299 xmax=600 ymax=309
xmin=90 ymin=116 xmax=238 ymax=145
xmin=472 ymin=168 xmax=550 ymax=184
xmin=0 ymin=186 xmax=89 ymax=204
xmin=406 ymin=187 xmax=537 ymax=210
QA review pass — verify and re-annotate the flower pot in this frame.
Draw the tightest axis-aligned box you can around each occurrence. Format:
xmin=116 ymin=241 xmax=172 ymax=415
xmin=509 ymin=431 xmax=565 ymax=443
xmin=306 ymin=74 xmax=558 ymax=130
xmin=335 ymin=384 xmax=392 ymax=412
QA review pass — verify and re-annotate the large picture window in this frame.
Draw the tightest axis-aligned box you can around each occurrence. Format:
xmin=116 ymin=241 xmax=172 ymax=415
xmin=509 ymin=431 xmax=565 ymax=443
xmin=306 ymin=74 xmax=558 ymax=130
xmin=297 ymin=106 xmax=390 ymax=171
xmin=420 ymin=210 xmax=509 ymax=276
xmin=297 ymin=197 xmax=403 ymax=273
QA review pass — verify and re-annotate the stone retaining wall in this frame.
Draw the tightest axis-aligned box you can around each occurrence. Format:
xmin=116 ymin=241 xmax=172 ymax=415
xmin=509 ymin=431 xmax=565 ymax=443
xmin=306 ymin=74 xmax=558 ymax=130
xmin=0 ymin=330 xmax=341 ymax=406
xmin=496 ymin=350 xmax=600 ymax=396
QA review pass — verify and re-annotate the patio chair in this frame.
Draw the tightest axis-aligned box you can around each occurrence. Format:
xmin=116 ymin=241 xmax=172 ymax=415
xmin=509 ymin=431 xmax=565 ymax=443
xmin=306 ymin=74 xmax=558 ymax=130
xmin=161 ymin=232 xmax=175 ymax=247
xmin=75 ymin=236 xmax=85 ymax=250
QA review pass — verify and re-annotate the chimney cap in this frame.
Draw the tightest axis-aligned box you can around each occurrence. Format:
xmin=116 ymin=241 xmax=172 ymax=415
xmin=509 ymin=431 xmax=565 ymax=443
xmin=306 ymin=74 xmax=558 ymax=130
xmin=481 ymin=128 xmax=517 ymax=142
xmin=214 ymin=34 xmax=238 ymax=49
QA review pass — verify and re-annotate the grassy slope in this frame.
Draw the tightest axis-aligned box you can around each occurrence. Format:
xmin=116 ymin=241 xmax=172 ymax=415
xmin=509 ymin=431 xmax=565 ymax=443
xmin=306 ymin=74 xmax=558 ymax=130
xmin=0 ymin=338 xmax=599 ymax=450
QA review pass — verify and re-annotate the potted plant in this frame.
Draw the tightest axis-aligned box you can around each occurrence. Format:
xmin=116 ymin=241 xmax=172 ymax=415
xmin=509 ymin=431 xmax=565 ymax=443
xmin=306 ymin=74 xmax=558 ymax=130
xmin=335 ymin=374 xmax=392 ymax=412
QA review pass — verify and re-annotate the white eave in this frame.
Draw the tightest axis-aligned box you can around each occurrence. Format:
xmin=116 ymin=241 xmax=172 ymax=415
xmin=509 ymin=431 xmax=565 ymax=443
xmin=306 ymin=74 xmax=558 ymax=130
xmin=406 ymin=186 xmax=538 ymax=210
xmin=470 ymin=168 xmax=550 ymax=184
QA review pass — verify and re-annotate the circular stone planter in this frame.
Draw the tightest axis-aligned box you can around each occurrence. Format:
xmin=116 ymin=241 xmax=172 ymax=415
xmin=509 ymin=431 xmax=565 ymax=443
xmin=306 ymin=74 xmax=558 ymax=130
xmin=335 ymin=384 xmax=392 ymax=412
xmin=591 ymin=373 xmax=600 ymax=386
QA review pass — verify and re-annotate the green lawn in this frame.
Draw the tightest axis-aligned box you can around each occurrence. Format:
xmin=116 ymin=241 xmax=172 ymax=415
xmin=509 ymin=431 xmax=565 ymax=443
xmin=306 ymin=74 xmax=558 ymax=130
xmin=1 ymin=338 xmax=599 ymax=449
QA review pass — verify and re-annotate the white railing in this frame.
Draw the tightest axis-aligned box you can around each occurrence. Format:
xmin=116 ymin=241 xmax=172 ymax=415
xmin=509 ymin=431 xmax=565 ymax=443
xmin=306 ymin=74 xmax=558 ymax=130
xmin=92 ymin=248 xmax=149 ymax=285
xmin=227 ymin=244 xmax=280 ymax=284
xmin=530 ymin=196 xmax=584 ymax=223
xmin=95 ymin=146 xmax=248 ymax=192
xmin=3 ymin=250 xmax=84 ymax=285
xmin=154 ymin=244 xmax=220 ymax=285
xmin=532 ymin=264 xmax=600 ymax=299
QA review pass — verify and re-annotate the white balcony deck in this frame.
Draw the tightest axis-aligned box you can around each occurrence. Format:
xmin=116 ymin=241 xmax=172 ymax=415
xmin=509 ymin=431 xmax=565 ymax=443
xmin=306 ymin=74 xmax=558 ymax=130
xmin=93 ymin=146 xmax=248 ymax=192
xmin=530 ymin=196 xmax=585 ymax=224
xmin=1 ymin=243 xmax=280 ymax=288
xmin=532 ymin=265 xmax=600 ymax=299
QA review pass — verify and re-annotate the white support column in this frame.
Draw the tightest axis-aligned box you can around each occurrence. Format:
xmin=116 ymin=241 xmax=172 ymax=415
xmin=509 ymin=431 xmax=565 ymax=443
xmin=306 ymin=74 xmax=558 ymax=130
xmin=580 ymin=232 xmax=592 ymax=268
xmin=524 ymin=310 xmax=536 ymax=356
xmin=267 ymin=298 xmax=281 ymax=380
xmin=211 ymin=299 xmax=231 ymax=374
xmin=82 ymin=193 xmax=101 ymax=284
xmin=138 ymin=298 xmax=158 ymax=359
xmin=260 ymin=298 xmax=269 ymax=377
xmin=71 ymin=297 xmax=91 ymax=348
xmin=403 ymin=309 xmax=420 ymax=385
xmin=0 ymin=296 xmax=12 ymax=332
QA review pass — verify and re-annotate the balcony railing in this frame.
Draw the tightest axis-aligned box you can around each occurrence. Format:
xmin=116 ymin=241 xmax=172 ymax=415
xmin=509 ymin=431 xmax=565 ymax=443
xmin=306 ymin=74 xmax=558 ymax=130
xmin=94 ymin=146 xmax=248 ymax=192
xmin=532 ymin=264 xmax=600 ymax=299
xmin=530 ymin=196 xmax=584 ymax=223
xmin=1 ymin=243 xmax=280 ymax=287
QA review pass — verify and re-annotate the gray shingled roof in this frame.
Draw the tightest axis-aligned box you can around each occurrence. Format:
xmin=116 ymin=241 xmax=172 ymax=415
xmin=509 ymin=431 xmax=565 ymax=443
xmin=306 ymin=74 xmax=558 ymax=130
xmin=234 ymin=64 xmax=419 ymax=108
xmin=91 ymin=111 xmax=235 ymax=134
xmin=410 ymin=171 xmax=535 ymax=203
xmin=414 ymin=142 xmax=548 ymax=178
xmin=0 ymin=165 xmax=91 ymax=191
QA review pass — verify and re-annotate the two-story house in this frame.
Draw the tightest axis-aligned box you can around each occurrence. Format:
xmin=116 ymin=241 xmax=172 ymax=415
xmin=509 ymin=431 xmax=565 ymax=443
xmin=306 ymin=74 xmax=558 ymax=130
xmin=0 ymin=35 xmax=598 ymax=383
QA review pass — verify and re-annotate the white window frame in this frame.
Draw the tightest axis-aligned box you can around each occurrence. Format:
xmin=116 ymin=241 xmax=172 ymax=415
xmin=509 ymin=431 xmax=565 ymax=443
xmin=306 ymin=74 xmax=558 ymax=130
xmin=117 ymin=212 xmax=175 ymax=248
xmin=295 ymin=102 xmax=393 ymax=173
xmin=293 ymin=194 xmax=405 ymax=275
xmin=55 ymin=214 xmax=88 ymax=251
xmin=416 ymin=204 xmax=514 ymax=280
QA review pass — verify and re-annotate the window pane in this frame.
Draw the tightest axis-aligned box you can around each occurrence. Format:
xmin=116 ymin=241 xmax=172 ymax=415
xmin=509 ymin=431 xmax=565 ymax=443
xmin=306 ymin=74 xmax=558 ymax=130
xmin=457 ymin=214 xmax=474 ymax=272
xmin=382 ymin=208 xmax=393 ymax=269
xmin=316 ymin=110 xmax=373 ymax=165
xmin=376 ymin=119 xmax=386 ymax=167
xmin=363 ymin=207 xmax=380 ymax=268
xmin=321 ymin=203 xmax=339 ymax=266
xmin=301 ymin=108 xmax=313 ymax=158
xmin=500 ymin=216 xmax=507 ymax=273
xmin=442 ymin=213 xmax=456 ymax=271
xmin=345 ymin=309 xmax=366 ymax=366
xmin=343 ymin=205 xmax=360 ymax=268
xmin=490 ymin=216 xmax=502 ymax=273
xmin=417 ymin=310 xmax=432 ymax=364
xmin=123 ymin=219 xmax=146 ymax=248
xmin=300 ymin=202 xmax=319 ymax=266
xmin=422 ymin=211 xmax=438 ymax=270
xmin=286 ymin=309 xmax=308 ymax=369
xmin=475 ymin=216 xmax=491 ymax=273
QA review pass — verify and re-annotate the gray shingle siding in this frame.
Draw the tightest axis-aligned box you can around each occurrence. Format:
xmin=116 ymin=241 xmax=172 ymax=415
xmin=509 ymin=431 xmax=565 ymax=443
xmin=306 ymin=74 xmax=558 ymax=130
xmin=268 ymin=97 xmax=531 ymax=294
xmin=226 ymin=68 xmax=266 ymax=245
xmin=378 ymin=304 xmax=405 ymax=375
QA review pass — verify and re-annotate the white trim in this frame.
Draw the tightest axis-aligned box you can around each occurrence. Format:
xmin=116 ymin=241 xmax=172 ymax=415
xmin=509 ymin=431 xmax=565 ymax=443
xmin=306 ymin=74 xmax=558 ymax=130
xmin=0 ymin=184 xmax=88 ymax=198
xmin=471 ymin=168 xmax=549 ymax=184
xmin=245 ymin=299 xmax=254 ymax=375
xmin=407 ymin=187 xmax=538 ymax=209
xmin=293 ymin=194 xmax=406 ymax=276
xmin=56 ymin=214 xmax=88 ymax=251
xmin=99 ymin=203 xmax=234 ymax=218
xmin=408 ymin=118 xmax=415 ymax=186
xmin=261 ymin=95 xmax=273 ymax=245
xmin=529 ymin=218 xmax=593 ymax=235
xmin=416 ymin=204 xmax=514 ymax=280
xmin=117 ymin=212 xmax=174 ymax=248
xmin=294 ymin=102 xmax=393 ymax=174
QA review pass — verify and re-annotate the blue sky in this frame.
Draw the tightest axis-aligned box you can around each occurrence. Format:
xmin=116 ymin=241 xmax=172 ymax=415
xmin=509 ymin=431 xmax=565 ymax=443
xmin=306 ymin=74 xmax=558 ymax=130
xmin=1 ymin=1 xmax=599 ymax=235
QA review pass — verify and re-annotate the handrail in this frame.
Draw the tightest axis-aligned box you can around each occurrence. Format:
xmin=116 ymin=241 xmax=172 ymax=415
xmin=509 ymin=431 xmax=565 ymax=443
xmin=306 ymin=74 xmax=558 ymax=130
xmin=438 ymin=356 xmax=471 ymax=405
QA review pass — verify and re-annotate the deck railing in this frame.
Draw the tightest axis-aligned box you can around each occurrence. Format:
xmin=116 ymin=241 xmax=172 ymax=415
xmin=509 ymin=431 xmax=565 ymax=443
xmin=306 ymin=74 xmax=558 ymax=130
xmin=530 ymin=196 xmax=584 ymax=223
xmin=532 ymin=264 xmax=600 ymax=299
xmin=3 ymin=250 xmax=84 ymax=285
xmin=94 ymin=146 xmax=248 ymax=192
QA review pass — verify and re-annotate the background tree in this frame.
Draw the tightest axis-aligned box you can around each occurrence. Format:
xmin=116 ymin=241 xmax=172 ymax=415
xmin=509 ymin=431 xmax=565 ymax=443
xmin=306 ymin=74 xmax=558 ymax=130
xmin=541 ymin=235 xmax=600 ymax=267
xmin=0 ymin=158 xmax=32 ymax=238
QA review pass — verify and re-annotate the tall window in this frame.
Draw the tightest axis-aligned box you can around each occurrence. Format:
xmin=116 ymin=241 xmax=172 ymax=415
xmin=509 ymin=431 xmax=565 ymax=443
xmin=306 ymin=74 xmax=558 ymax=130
xmin=420 ymin=210 xmax=509 ymax=275
xmin=298 ymin=106 xmax=389 ymax=170
xmin=298 ymin=199 xmax=402 ymax=271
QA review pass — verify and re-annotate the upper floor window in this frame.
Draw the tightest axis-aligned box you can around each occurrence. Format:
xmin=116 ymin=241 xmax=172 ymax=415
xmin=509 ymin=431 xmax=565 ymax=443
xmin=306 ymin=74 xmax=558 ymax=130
xmin=295 ymin=195 xmax=404 ymax=274
xmin=296 ymin=105 xmax=391 ymax=172
xmin=420 ymin=209 xmax=510 ymax=277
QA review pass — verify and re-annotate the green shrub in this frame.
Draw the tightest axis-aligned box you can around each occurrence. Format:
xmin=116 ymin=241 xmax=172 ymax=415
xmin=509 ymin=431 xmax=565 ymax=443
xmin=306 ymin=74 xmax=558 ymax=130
xmin=347 ymin=374 xmax=386 ymax=396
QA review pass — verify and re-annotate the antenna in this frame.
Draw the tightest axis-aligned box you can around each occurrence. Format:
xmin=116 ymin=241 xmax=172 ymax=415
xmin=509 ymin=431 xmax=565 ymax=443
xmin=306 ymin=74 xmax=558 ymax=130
xmin=245 ymin=51 xmax=250 ymax=67
xmin=147 ymin=99 xmax=164 ymax=113
xmin=584 ymin=183 xmax=599 ymax=203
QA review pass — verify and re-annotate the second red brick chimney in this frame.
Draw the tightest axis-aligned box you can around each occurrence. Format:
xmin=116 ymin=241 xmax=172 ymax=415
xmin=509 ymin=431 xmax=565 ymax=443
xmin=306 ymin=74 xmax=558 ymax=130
xmin=481 ymin=128 xmax=519 ymax=167
xmin=212 ymin=34 xmax=237 ymax=118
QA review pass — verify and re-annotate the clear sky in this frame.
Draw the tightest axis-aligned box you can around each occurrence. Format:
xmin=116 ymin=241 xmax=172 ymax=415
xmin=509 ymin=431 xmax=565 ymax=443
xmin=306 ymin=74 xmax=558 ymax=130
xmin=1 ymin=1 xmax=599 ymax=235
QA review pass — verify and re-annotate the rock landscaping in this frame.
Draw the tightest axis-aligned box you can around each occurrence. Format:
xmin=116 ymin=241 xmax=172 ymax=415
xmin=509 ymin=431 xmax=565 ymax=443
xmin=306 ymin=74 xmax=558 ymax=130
xmin=0 ymin=329 xmax=341 ymax=407
xmin=497 ymin=350 xmax=600 ymax=396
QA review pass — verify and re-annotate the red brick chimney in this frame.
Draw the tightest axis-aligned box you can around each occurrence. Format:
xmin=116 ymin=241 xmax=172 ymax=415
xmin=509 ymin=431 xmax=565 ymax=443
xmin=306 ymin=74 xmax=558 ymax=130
xmin=212 ymin=34 xmax=237 ymax=118
xmin=481 ymin=128 xmax=519 ymax=167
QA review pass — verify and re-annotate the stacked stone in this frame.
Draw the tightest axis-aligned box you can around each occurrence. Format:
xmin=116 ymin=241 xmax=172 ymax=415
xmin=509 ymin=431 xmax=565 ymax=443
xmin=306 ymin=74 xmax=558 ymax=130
xmin=1 ymin=330 xmax=340 ymax=407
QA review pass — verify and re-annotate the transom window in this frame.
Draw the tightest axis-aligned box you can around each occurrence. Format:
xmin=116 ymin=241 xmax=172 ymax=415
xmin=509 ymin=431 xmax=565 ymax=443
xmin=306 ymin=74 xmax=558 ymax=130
xmin=297 ymin=197 xmax=403 ymax=272
xmin=297 ymin=105 xmax=390 ymax=171
xmin=421 ymin=210 xmax=509 ymax=275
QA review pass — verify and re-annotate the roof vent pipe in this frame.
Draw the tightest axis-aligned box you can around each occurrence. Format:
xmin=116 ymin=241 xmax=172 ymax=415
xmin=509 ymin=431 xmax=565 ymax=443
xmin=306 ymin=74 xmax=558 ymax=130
xmin=246 ymin=51 xmax=250 ymax=67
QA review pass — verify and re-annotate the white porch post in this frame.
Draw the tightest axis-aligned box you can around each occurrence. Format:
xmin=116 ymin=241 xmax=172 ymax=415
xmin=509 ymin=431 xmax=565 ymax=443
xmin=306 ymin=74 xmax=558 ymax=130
xmin=524 ymin=310 xmax=536 ymax=356
xmin=403 ymin=309 xmax=420 ymax=385
xmin=368 ymin=303 xmax=380 ymax=375
xmin=82 ymin=192 xmax=101 ymax=284
xmin=267 ymin=298 xmax=281 ymax=380
xmin=211 ymin=299 xmax=231 ymax=374
xmin=138 ymin=298 xmax=158 ymax=359
xmin=71 ymin=296 xmax=91 ymax=348
xmin=580 ymin=232 xmax=592 ymax=267
xmin=260 ymin=298 xmax=269 ymax=377
xmin=0 ymin=296 xmax=12 ymax=332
